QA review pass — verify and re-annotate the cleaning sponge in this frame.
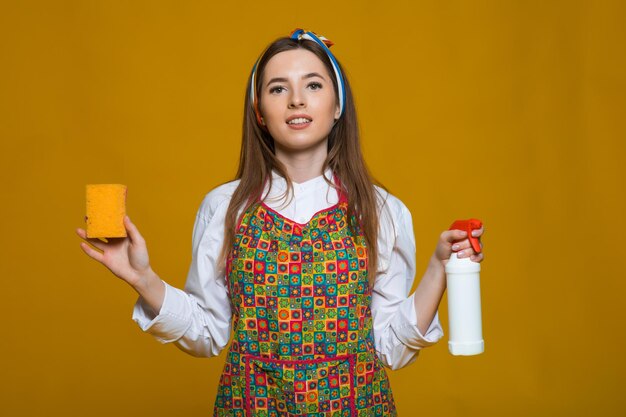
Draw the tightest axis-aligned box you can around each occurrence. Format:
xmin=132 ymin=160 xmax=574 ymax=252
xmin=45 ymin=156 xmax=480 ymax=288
xmin=86 ymin=184 xmax=127 ymax=238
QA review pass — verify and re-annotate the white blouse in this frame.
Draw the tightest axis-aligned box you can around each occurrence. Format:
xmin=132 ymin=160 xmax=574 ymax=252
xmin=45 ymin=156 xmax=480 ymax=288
xmin=132 ymin=168 xmax=443 ymax=370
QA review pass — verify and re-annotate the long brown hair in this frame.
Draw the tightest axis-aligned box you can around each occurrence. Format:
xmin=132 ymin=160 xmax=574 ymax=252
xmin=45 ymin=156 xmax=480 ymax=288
xmin=217 ymin=35 xmax=391 ymax=288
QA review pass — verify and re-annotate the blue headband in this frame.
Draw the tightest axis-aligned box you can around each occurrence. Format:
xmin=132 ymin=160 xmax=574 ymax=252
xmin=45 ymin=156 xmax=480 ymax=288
xmin=249 ymin=28 xmax=346 ymax=127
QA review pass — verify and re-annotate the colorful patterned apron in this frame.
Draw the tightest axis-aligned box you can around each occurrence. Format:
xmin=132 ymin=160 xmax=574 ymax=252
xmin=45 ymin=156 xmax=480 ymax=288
xmin=214 ymin=174 xmax=397 ymax=416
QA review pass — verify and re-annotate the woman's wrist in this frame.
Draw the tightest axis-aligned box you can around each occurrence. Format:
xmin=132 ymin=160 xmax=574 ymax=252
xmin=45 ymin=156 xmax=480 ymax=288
xmin=428 ymin=253 xmax=446 ymax=277
xmin=131 ymin=267 xmax=160 ymax=295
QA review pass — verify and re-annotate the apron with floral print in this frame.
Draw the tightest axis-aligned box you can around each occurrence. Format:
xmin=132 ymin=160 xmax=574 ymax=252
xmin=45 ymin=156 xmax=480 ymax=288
xmin=214 ymin=174 xmax=397 ymax=416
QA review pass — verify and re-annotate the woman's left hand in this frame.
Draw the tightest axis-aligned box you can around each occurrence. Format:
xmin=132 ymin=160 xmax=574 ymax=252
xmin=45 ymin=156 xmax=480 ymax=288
xmin=433 ymin=225 xmax=485 ymax=268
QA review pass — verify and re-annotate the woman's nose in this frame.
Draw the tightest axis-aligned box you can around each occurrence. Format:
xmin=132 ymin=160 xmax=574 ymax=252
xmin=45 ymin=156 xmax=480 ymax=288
xmin=288 ymin=91 xmax=306 ymax=108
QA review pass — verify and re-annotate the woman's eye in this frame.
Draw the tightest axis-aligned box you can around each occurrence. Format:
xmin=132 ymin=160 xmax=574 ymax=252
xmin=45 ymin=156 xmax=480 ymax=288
xmin=308 ymin=82 xmax=322 ymax=90
xmin=269 ymin=86 xmax=285 ymax=94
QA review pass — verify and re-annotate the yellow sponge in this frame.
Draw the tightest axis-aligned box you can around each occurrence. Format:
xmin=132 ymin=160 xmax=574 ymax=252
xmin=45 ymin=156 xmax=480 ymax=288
xmin=86 ymin=184 xmax=127 ymax=238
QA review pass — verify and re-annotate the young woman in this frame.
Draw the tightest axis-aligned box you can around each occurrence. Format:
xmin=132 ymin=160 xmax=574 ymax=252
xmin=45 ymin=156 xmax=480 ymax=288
xmin=77 ymin=28 xmax=485 ymax=416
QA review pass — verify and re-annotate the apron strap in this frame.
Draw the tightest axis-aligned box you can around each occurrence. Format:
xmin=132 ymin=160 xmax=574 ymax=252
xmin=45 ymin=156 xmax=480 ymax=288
xmin=332 ymin=171 xmax=348 ymax=203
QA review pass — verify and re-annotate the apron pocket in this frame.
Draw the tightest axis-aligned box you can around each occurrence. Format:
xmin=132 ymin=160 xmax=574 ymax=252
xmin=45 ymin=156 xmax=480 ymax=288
xmin=244 ymin=354 xmax=356 ymax=416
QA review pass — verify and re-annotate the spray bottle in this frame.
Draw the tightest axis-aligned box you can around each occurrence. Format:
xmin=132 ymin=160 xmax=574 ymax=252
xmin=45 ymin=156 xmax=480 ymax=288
xmin=445 ymin=219 xmax=484 ymax=356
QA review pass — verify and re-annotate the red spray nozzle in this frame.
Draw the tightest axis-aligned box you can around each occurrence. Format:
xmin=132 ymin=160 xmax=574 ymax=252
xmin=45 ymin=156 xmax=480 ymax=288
xmin=449 ymin=219 xmax=483 ymax=253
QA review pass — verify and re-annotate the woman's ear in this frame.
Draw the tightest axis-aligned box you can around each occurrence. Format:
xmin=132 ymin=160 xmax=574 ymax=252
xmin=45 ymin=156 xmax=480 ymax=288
xmin=334 ymin=103 xmax=341 ymax=120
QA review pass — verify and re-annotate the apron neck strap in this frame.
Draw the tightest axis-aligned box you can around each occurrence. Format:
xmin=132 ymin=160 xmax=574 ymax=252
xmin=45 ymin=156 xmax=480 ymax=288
xmin=332 ymin=171 xmax=348 ymax=203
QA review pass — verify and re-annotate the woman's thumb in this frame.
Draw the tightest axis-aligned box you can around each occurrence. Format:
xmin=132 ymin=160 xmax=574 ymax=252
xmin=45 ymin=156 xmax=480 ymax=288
xmin=124 ymin=215 xmax=143 ymax=243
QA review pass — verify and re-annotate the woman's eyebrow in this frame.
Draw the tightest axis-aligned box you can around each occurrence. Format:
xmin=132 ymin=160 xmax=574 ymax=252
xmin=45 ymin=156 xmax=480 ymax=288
xmin=303 ymin=72 xmax=326 ymax=81
xmin=266 ymin=72 xmax=326 ymax=87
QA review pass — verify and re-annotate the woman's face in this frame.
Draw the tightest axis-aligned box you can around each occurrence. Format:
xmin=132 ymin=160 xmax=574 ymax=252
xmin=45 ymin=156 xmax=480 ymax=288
xmin=259 ymin=49 xmax=340 ymax=154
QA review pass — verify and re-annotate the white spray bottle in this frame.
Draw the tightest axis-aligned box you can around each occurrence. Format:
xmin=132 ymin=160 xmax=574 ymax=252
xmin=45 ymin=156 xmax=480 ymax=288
xmin=445 ymin=219 xmax=484 ymax=356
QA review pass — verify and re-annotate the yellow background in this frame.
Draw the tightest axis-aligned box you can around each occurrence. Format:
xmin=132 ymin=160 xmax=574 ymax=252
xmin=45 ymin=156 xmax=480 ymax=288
xmin=1 ymin=1 xmax=624 ymax=416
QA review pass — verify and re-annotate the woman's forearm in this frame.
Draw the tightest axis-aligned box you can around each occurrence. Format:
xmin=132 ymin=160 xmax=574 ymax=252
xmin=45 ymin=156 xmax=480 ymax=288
xmin=132 ymin=269 xmax=166 ymax=317
xmin=413 ymin=254 xmax=446 ymax=335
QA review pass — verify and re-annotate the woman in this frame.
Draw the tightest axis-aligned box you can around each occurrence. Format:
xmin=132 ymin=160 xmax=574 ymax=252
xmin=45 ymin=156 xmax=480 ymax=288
xmin=77 ymin=28 xmax=485 ymax=416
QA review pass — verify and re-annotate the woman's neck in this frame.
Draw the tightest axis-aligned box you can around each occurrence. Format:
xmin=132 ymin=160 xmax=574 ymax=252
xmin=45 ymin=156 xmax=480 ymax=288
xmin=274 ymin=141 xmax=328 ymax=184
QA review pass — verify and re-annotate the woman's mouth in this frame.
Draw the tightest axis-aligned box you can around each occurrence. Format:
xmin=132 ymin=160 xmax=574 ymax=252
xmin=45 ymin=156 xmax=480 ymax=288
xmin=286 ymin=117 xmax=312 ymax=129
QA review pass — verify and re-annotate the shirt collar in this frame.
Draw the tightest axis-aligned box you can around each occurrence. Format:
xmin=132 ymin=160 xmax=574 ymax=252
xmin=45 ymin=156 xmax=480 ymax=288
xmin=270 ymin=167 xmax=334 ymax=192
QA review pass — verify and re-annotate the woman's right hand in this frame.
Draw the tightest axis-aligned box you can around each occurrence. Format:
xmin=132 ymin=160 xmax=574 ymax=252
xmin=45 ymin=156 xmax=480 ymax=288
xmin=76 ymin=215 xmax=153 ymax=289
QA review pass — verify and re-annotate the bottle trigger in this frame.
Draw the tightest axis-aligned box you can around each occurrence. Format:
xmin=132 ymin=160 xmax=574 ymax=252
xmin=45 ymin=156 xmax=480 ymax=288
xmin=449 ymin=218 xmax=483 ymax=253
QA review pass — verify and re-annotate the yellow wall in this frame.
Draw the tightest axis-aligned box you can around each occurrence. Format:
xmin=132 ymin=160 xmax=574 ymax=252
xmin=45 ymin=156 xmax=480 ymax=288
xmin=1 ymin=1 xmax=624 ymax=415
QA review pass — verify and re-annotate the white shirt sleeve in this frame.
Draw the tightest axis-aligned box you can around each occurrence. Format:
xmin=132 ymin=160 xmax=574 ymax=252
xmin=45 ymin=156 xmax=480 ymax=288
xmin=131 ymin=186 xmax=234 ymax=358
xmin=370 ymin=189 xmax=444 ymax=370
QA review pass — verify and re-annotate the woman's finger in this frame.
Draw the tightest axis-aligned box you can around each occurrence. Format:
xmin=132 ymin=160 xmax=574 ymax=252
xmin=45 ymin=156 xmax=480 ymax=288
xmin=470 ymin=252 xmax=485 ymax=262
xmin=124 ymin=216 xmax=144 ymax=244
xmin=471 ymin=226 xmax=485 ymax=237
xmin=456 ymin=238 xmax=484 ymax=255
xmin=451 ymin=238 xmax=472 ymax=252
xmin=79 ymin=240 xmax=105 ymax=263
xmin=458 ymin=247 xmax=485 ymax=259
xmin=441 ymin=229 xmax=468 ymax=244
xmin=76 ymin=228 xmax=108 ymax=251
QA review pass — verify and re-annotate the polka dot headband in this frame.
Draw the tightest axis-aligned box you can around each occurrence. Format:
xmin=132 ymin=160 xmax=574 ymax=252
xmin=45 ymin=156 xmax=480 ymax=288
xmin=249 ymin=28 xmax=346 ymax=127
